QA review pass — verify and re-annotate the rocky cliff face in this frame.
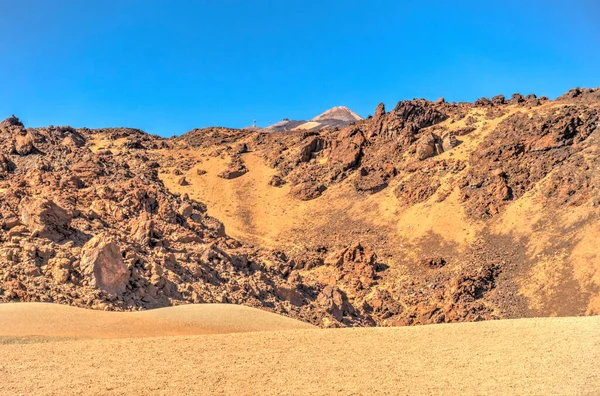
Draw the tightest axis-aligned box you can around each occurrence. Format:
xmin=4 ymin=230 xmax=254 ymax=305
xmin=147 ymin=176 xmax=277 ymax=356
xmin=2 ymin=87 xmax=599 ymax=327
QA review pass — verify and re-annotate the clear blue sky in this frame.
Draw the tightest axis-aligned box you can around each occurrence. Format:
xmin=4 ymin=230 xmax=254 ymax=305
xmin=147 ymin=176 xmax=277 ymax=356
xmin=1 ymin=1 xmax=599 ymax=136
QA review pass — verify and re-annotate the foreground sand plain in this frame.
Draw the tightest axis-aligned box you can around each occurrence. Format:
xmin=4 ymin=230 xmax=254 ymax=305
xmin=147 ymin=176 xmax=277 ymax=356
xmin=0 ymin=303 xmax=599 ymax=395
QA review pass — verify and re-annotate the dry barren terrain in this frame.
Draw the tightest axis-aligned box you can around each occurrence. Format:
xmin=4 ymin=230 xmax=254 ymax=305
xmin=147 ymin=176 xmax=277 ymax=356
xmin=0 ymin=303 xmax=598 ymax=395
xmin=1 ymin=89 xmax=600 ymax=333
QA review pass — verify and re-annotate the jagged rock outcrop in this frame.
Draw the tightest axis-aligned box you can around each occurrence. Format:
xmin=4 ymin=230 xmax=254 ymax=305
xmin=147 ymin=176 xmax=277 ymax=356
xmin=298 ymin=136 xmax=326 ymax=163
xmin=0 ymin=116 xmax=374 ymax=327
xmin=324 ymin=242 xmax=377 ymax=288
xmin=461 ymin=105 xmax=599 ymax=217
xmin=329 ymin=127 xmax=364 ymax=170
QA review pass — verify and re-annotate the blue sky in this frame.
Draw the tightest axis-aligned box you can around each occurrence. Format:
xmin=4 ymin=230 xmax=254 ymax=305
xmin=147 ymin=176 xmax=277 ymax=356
xmin=1 ymin=1 xmax=599 ymax=136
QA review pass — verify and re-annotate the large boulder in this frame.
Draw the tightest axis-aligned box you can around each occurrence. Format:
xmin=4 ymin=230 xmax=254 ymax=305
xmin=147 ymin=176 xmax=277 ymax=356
xmin=442 ymin=132 xmax=458 ymax=152
xmin=0 ymin=115 xmax=23 ymax=128
xmin=289 ymin=182 xmax=326 ymax=201
xmin=14 ymin=132 xmax=35 ymax=156
xmin=1 ymin=116 xmax=35 ymax=156
xmin=275 ymin=285 xmax=304 ymax=306
xmin=509 ymin=93 xmax=525 ymax=104
xmin=218 ymin=158 xmax=247 ymax=179
xmin=316 ymin=286 xmax=354 ymax=321
xmin=19 ymin=197 xmax=71 ymax=241
xmin=379 ymin=100 xmax=447 ymax=141
xmin=329 ymin=127 xmax=364 ymax=170
xmin=269 ymin=175 xmax=286 ymax=187
xmin=80 ymin=234 xmax=129 ymax=295
xmin=416 ymin=132 xmax=443 ymax=160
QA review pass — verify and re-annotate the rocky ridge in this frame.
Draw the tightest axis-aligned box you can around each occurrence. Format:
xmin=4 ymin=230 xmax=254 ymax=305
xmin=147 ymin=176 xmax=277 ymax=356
xmin=172 ymin=87 xmax=600 ymax=323
xmin=2 ymin=87 xmax=600 ymax=327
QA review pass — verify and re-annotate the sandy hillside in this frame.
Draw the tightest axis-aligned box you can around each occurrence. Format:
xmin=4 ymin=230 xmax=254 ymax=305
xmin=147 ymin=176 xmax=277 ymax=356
xmin=1 ymin=303 xmax=599 ymax=395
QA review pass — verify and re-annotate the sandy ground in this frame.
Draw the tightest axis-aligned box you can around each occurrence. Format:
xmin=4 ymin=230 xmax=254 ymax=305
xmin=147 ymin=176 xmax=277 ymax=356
xmin=0 ymin=303 xmax=314 ymax=338
xmin=1 ymin=304 xmax=599 ymax=395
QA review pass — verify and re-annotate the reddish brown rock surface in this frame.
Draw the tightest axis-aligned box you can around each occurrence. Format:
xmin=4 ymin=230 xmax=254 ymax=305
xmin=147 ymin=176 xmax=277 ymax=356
xmin=80 ymin=234 xmax=129 ymax=295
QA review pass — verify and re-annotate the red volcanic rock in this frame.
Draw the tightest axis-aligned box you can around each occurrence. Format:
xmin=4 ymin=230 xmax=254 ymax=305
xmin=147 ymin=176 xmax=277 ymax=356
xmin=14 ymin=132 xmax=35 ymax=156
xmin=289 ymin=182 xmax=326 ymax=200
xmin=80 ymin=234 xmax=129 ymax=295
xmin=329 ymin=127 xmax=364 ymax=170
xmin=416 ymin=132 xmax=443 ymax=160
xmin=218 ymin=158 xmax=247 ymax=179
xmin=19 ymin=197 xmax=71 ymax=241
xmin=317 ymin=286 xmax=354 ymax=321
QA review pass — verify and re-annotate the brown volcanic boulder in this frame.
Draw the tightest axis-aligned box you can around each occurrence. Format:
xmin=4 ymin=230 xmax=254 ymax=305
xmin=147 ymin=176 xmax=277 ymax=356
xmin=416 ymin=132 xmax=443 ymax=160
xmin=317 ymin=286 xmax=354 ymax=321
xmin=329 ymin=127 xmax=364 ymax=170
xmin=47 ymin=257 xmax=73 ymax=284
xmin=269 ymin=175 xmax=286 ymax=187
xmin=0 ymin=154 xmax=13 ymax=178
xmin=177 ymin=176 xmax=189 ymax=186
xmin=289 ymin=182 xmax=326 ymax=200
xmin=298 ymin=136 xmax=325 ymax=163
xmin=218 ymin=167 xmax=247 ymax=179
xmin=80 ymin=234 xmax=129 ymax=295
xmin=491 ymin=95 xmax=506 ymax=105
xmin=379 ymin=100 xmax=447 ymax=141
xmin=442 ymin=133 xmax=458 ymax=152
xmin=19 ymin=197 xmax=71 ymax=241
xmin=0 ymin=115 xmax=23 ymax=128
xmin=1 ymin=116 xmax=31 ymax=155
xmin=354 ymin=170 xmax=388 ymax=194
xmin=14 ymin=132 xmax=35 ymax=156
xmin=275 ymin=285 xmax=304 ymax=306
xmin=62 ymin=132 xmax=86 ymax=149
xmin=509 ymin=93 xmax=525 ymax=104
xmin=129 ymin=215 xmax=155 ymax=246
xmin=325 ymin=242 xmax=377 ymax=287
xmin=218 ymin=159 xmax=247 ymax=179
xmin=232 ymin=143 xmax=248 ymax=155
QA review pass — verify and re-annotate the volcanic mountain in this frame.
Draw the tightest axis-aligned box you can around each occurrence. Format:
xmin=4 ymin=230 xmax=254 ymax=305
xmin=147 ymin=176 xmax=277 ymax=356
xmin=1 ymin=87 xmax=600 ymax=328
xmin=311 ymin=106 xmax=363 ymax=122
xmin=264 ymin=105 xmax=362 ymax=132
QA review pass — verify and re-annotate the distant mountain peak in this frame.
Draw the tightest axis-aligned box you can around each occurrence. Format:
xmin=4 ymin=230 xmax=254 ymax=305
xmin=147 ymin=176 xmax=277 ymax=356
xmin=311 ymin=106 xmax=363 ymax=122
xmin=264 ymin=105 xmax=362 ymax=132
